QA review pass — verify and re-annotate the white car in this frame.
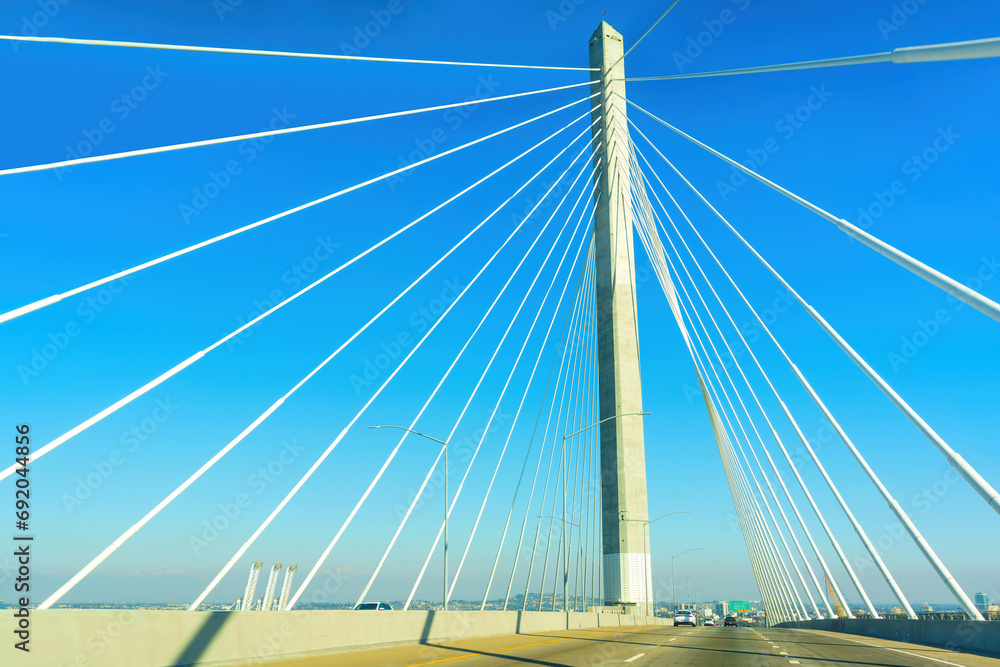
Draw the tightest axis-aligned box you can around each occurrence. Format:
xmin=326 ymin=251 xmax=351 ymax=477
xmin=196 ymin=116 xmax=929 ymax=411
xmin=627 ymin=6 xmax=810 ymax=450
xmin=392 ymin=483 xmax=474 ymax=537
xmin=703 ymin=618 xmax=717 ymax=626
xmin=673 ymin=610 xmax=696 ymax=626
xmin=354 ymin=601 xmax=393 ymax=610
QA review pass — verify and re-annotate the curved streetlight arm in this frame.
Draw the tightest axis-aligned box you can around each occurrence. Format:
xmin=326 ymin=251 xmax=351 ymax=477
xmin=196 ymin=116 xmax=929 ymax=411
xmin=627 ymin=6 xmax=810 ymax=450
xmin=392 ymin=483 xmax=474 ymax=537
xmin=369 ymin=423 xmax=448 ymax=610
xmin=648 ymin=510 xmax=690 ymax=524
xmin=538 ymin=515 xmax=581 ymax=528
xmin=672 ymin=547 xmax=704 ymax=560
xmin=368 ymin=425 xmax=446 ymax=445
xmin=562 ymin=411 xmax=650 ymax=440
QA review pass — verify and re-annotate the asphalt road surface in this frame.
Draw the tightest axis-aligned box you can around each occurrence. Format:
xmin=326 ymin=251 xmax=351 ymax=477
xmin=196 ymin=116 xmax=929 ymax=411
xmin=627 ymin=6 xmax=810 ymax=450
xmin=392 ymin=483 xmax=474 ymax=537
xmin=260 ymin=624 xmax=1000 ymax=666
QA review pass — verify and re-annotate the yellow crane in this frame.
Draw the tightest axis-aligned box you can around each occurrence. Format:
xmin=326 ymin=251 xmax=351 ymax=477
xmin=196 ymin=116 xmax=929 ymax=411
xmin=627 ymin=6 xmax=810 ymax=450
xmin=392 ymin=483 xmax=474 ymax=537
xmin=826 ymin=577 xmax=847 ymax=618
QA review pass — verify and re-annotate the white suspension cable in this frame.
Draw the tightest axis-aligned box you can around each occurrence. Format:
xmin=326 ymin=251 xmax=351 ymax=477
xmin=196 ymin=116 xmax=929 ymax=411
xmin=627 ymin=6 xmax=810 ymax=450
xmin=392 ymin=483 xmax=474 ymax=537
xmin=190 ymin=120 xmax=601 ymax=611
xmin=1 ymin=82 xmax=590 ymax=179
xmin=629 ymin=171 xmax=801 ymax=620
xmin=629 ymin=120 xmax=878 ymax=617
xmin=559 ymin=264 xmax=594 ymax=612
xmin=623 ymin=182 xmax=781 ymax=619
xmin=627 ymin=134 xmax=843 ymax=620
xmin=512 ymin=238 xmax=595 ymax=610
xmin=501 ymin=226 xmax=593 ymax=612
xmin=354 ymin=145 xmax=598 ymax=612
xmin=625 ymin=141 xmax=818 ymax=618
xmin=700 ymin=366 xmax=783 ymax=623
xmin=607 ymin=0 xmax=683 ymax=74
xmin=447 ymin=175 xmax=598 ymax=603
xmin=632 ymin=133 xmax=983 ymax=622
xmin=0 ymin=34 xmax=599 ymax=71
xmin=626 ymin=99 xmax=1000 ymax=325
xmin=573 ymin=287 xmax=598 ymax=610
xmin=499 ymin=270 xmax=578 ymax=611
xmin=531 ymin=241 xmax=596 ymax=611
xmin=666 ymin=249 xmax=809 ymax=620
xmin=0 ymin=94 xmax=598 ymax=325
xmin=292 ymin=153 xmax=594 ymax=612
xmin=630 ymin=110 xmax=1000 ymax=517
xmin=402 ymin=182 xmax=601 ymax=610
xmin=642 ymin=189 xmax=821 ymax=619
xmin=629 ymin=133 xmax=837 ymax=616
xmin=624 ymin=37 xmax=1000 ymax=81
xmin=0 ymin=106 xmax=594 ymax=485
xmin=641 ymin=169 xmax=904 ymax=621
xmin=477 ymin=166 xmax=599 ymax=609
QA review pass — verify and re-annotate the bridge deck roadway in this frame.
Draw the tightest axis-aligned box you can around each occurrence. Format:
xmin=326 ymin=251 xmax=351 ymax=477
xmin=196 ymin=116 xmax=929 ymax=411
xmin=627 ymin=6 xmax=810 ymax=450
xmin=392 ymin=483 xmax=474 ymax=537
xmin=250 ymin=625 xmax=1000 ymax=666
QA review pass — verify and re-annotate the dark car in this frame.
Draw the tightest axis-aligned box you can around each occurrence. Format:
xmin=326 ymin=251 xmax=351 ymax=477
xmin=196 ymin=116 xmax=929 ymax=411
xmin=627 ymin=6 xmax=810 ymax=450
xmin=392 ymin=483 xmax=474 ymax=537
xmin=724 ymin=616 xmax=737 ymax=627
xmin=354 ymin=602 xmax=393 ymax=610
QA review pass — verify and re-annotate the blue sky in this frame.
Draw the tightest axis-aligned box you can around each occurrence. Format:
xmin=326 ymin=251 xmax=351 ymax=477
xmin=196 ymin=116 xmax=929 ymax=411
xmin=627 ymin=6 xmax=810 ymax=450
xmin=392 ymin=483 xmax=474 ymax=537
xmin=0 ymin=0 xmax=998 ymax=611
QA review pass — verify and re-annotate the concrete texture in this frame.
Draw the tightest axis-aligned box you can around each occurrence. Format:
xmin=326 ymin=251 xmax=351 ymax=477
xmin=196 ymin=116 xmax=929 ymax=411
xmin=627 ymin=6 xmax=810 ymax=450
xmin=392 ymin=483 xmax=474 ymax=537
xmin=588 ymin=21 xmax=652 ymax=615
xmin=8 ymin=609 xmax=667 ymax=667
xmin=777 ymin=618 xmax=1000 ymax=656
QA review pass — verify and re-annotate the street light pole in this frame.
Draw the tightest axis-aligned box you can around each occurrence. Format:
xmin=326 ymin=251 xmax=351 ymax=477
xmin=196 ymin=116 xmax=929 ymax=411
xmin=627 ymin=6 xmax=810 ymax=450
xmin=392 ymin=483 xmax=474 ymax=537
xmin=368 ymin=425 xmax=448 ymax=610
xmin=686 ymin=570 xmax=711 ymax=604
xmin=629 ymin=510 xmax=689 ymax=616
xmin=563 ymin=411 xmax=649 ymax=613
xmin=671 ymin=548 xmax=703 ymax=612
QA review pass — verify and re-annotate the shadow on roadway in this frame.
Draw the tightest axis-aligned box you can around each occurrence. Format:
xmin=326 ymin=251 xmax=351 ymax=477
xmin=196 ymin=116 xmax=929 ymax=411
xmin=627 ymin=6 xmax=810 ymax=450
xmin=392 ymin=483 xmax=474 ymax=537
xmin=512 ymin=628 xmax=931 ymax=666
xmin=169 ymin=611 xmax=232 ymax=667
xmin=415 ymin=640 xmax=571 ymax=667
xmin=412 ymin=625 xmax=669 ymax=667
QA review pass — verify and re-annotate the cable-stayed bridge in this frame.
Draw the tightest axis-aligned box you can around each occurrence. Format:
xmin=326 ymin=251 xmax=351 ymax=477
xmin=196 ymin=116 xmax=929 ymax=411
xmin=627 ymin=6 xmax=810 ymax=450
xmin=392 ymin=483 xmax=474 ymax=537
xmin=1 ymin=2 xmax=999 ymax=665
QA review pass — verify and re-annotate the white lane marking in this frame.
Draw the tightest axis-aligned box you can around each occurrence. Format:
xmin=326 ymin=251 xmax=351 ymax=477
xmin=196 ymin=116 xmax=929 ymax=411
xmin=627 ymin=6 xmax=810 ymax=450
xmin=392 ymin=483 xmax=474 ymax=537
xmin=794 ymin=630 xmax=972 ymax=667
xmin=780 ymin=651 xmax=789 ymax=655
xmin=624 ymin=653 xmax=646 ymax=663
xmin=668 ymin=638 xmax=677 ymax=642
xmin=788 ymin=661 xmax=801 ymax=665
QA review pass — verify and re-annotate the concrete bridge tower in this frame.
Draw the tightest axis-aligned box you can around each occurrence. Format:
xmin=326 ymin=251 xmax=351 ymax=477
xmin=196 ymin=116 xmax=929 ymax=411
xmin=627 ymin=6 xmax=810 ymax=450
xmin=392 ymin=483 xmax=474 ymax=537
xmin=588 ymin=22 xmax=653 ymax=616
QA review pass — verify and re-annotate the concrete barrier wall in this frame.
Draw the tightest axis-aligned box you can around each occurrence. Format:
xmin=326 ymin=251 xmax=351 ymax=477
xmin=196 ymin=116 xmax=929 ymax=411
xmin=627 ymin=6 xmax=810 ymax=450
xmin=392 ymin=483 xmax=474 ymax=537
xmin=9 ymin=609 xmax=667 ymax=667
xmin=777 ymin=619 xmax=1000 ymax=656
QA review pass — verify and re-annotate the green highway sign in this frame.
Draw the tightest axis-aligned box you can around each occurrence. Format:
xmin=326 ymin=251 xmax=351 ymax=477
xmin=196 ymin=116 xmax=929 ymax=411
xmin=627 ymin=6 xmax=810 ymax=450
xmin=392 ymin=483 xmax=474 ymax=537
xmin=729 ymin=600 xmax=750 ymax=612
